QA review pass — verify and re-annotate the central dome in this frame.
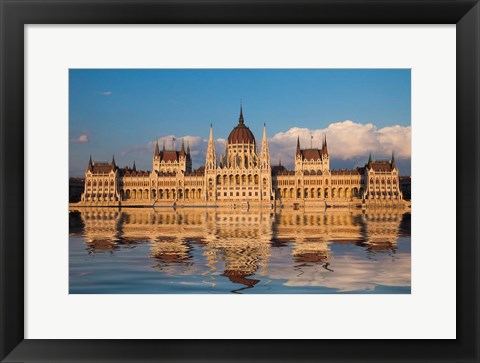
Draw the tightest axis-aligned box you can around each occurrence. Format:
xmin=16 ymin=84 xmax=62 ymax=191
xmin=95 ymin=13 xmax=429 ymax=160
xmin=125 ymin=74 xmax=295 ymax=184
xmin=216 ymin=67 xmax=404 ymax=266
xmin=227 ymin=106 xmax=256 ymax=144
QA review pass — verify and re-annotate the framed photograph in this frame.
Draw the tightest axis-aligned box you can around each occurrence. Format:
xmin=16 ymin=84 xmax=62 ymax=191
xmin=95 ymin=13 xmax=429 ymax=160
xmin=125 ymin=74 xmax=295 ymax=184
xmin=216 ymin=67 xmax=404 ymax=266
xmin=1 ymin=0 xmax=478 ymax=362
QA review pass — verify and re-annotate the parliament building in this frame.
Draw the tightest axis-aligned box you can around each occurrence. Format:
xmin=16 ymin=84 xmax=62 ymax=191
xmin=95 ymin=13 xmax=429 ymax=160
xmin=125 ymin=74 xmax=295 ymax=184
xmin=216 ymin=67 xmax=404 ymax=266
xmin=78 ymin=107 xmax=404 ymax=209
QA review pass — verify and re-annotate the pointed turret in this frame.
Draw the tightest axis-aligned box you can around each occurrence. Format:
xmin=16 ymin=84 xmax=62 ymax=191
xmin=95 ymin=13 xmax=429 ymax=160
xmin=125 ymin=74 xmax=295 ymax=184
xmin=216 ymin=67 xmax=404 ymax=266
xmin=391 ymin=151 xmax=396 ymax=169
xmin=296 ymin=136 xmax=301 ymax=157
xmin=111 ymin=155 xmax=116 ymax=168
xmin=180 ymin=138 xmax=186 ymax=157
xmin=87 ymin=155 xmax=93 ymax=172
xmin=205 ymin=124 xmax=217 ymax=170
xmin=260 ymin=123 xmax=271 ymax=169
xmin=368 ymin=153 xmax=373 ymax=166
xmin=187 ymin=140 xmax=191 ymax=155
xmin=154 ymin=139 xmax=160 ymax=157
xmin=133 ymin=160 xmax=136 ymax=171
xmin=162 ymin=139 xmax=166 ymax=152
xmin=322 ymin=135 xmax=328 ymax=155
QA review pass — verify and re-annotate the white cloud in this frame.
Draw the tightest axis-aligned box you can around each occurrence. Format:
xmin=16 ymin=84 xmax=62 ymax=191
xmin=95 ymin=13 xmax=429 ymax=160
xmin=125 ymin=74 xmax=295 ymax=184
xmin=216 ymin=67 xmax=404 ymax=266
xmin=98 ymin=91 xmax=112 ymax=96
xmin=269 ymin=120 xmax=411 ymax=167
xmin=70 ymin=134 xmax=89 ymax=143
xmin=121 ymin=120 xmax=410 ymax=170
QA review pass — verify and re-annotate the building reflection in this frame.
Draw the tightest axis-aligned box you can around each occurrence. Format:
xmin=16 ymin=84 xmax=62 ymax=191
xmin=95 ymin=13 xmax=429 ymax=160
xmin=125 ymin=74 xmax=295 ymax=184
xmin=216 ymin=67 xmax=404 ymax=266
xmin=69 ymin=207 xmax=409 ymax=291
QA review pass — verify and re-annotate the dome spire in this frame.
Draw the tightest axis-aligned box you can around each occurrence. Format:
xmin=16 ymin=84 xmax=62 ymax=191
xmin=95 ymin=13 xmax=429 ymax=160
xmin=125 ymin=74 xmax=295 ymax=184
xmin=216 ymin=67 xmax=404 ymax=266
xmin=239 ymin=102 xmax=244 ymax=124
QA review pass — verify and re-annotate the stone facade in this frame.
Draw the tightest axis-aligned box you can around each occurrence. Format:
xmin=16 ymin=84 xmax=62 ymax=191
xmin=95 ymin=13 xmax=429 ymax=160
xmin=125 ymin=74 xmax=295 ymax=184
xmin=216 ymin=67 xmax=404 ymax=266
xmin=79 ymin=107 xmax=404 ymax=209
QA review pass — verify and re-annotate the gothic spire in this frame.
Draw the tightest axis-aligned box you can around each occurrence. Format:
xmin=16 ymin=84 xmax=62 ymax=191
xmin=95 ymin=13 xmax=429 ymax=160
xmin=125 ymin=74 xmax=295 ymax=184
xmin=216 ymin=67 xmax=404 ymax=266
xmin=368 ymin=153 xmax=372 ymax=165
xmin=260 ymin=123 xmax=270 ymax=169
xmin=391 ymin=151 xmax=396 ymax=169
xmin=133 ymin=160 xmax=136 ymax=171
xmin=187 ymin=140 xmax=190 ymax=155
xmin=206 ymin=123 xmax=217 ymax=170
xmin=111 ymin=154 xmax=116 ymax=167
xmin=296 ymin=135 xmax=301 ymax=157
xmin=155 ymin=139 xmax=160 ymax=157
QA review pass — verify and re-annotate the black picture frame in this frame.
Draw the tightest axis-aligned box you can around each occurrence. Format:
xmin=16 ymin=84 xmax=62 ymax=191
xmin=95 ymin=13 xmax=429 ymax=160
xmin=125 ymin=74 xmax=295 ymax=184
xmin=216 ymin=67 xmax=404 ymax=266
xmin=1 ymin=1 xmax=479 ymax=362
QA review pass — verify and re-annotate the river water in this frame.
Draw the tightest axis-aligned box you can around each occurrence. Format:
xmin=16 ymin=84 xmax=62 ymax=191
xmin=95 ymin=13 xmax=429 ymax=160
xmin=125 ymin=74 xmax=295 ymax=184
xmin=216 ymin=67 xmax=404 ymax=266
xmin=69 ymin=208 xmax=411 ymax=294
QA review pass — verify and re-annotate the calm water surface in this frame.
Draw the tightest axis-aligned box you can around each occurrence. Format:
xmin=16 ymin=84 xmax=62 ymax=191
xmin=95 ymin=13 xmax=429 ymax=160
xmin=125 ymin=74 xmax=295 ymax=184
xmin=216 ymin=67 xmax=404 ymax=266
xmin=69 ymin=208 xmax=411 ymax=294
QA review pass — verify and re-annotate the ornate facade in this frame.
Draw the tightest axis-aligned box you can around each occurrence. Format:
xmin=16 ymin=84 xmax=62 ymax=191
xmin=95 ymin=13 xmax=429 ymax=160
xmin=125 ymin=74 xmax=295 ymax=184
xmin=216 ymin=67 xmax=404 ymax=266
xmin=79 ymin=107 xmax=404 ymax=209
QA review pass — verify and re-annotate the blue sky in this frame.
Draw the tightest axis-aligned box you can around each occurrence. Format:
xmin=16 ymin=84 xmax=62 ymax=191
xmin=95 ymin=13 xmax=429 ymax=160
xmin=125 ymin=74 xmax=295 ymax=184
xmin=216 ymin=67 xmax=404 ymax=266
xmin=69 ymin=69 xmax=411 ymax=176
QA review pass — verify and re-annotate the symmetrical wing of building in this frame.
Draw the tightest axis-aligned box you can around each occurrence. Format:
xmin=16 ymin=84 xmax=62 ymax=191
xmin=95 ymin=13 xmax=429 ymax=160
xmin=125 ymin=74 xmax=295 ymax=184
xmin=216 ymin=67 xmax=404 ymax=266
xmin=78 ymin=107 xmax=405 ymax=208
